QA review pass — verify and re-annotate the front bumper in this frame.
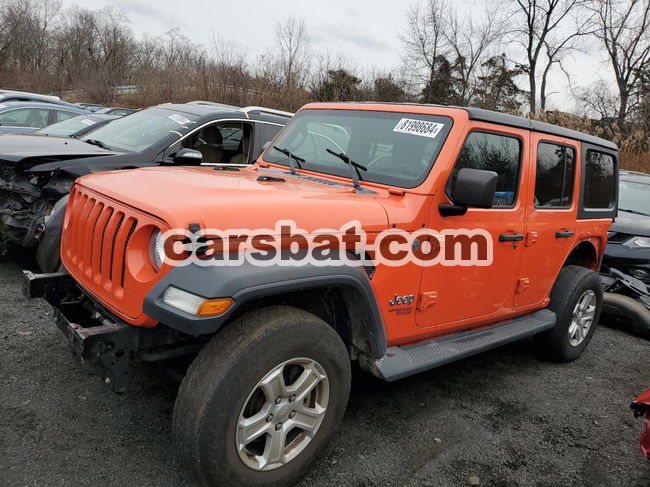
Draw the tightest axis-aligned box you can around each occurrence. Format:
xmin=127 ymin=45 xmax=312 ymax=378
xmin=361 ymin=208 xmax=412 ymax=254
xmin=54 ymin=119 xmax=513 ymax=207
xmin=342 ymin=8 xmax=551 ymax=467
xmin=23 ymin=270 xmax=134 ymax=392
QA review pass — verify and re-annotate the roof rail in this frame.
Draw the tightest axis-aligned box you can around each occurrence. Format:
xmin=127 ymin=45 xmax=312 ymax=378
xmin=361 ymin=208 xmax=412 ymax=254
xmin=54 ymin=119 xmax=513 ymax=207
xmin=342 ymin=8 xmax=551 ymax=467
xmin=241 ymin=106 xmax=293 ymax=118
xmin=188 ymin=100 xmax=240 ymax=109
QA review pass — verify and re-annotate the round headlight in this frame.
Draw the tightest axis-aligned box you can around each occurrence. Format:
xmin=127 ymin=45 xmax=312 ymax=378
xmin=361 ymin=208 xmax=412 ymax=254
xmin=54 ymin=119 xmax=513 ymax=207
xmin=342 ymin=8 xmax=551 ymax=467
xmin=150 ymin=229 xmax=165 ymax=271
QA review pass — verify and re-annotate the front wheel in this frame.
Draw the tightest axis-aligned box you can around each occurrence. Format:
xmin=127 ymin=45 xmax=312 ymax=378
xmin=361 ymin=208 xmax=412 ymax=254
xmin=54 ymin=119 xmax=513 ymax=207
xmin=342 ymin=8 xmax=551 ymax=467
xmin=535 ymin=265 xmax=603 ymax=362
xmin=173 ymin=306 xmax=351 ymax=487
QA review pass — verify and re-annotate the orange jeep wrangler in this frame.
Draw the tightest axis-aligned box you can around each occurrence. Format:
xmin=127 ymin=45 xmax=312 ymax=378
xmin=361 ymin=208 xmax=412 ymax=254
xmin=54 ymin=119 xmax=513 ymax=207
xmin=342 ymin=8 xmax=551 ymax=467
xmin=25 ymin=103 xmax=618 ymax=486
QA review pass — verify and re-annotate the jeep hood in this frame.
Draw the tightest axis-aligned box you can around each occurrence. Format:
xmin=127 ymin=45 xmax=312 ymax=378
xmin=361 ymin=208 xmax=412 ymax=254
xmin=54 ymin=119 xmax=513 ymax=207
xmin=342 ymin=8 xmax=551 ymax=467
xmin=0 ymin=133 xmax=117 ymax=165
xmin=76 ymin=166 xmax=390 ymax=231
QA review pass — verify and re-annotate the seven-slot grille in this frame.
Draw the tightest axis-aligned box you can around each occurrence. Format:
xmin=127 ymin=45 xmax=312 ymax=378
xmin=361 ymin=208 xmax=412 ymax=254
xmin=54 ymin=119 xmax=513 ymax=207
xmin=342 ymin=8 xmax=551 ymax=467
xmin=64 ymin=187 xmax=139 ymax=293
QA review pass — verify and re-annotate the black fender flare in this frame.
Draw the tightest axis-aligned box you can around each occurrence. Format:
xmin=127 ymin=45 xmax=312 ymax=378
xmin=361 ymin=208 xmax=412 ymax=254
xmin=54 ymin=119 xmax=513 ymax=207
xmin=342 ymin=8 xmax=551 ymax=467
xmin=143 ymin=261 xmax=387 ymax=358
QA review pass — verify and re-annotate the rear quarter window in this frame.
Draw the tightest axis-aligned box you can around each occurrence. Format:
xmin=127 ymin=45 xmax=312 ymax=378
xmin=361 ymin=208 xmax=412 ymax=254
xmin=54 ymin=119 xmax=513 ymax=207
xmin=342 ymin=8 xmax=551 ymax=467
xmin=584 ymin=150 xmax=616 ymax=208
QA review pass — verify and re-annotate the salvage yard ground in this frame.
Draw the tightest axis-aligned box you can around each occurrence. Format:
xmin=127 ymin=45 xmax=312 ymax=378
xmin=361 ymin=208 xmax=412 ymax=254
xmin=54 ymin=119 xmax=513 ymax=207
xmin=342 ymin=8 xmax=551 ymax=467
xmin=1 ymin=257 xmax=648 ymax=487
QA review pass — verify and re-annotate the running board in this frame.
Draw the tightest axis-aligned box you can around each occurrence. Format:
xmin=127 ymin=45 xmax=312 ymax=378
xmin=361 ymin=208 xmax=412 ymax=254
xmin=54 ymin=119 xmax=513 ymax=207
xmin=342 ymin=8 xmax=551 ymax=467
xmin=370 ymin=309 xmax=556 ymax=382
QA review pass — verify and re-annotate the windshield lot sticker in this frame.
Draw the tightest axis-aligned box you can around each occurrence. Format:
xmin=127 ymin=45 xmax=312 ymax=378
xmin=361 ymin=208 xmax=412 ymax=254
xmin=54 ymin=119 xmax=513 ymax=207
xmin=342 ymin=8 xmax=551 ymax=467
xmin=168 ymin=114 xmax=191 ymax=125
xmin=80 ymin=119 xmax=96 ymax=126
xmin=393 ymin=118 xmax=444 ymax=139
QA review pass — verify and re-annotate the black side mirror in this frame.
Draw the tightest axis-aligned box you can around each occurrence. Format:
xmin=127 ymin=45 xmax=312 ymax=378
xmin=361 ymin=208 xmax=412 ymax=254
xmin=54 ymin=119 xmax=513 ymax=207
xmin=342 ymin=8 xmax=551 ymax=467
xmin=174 ymin=148 xmax=203 ymax=165
xmin=439 ymin=168 xmax=497 ymax=216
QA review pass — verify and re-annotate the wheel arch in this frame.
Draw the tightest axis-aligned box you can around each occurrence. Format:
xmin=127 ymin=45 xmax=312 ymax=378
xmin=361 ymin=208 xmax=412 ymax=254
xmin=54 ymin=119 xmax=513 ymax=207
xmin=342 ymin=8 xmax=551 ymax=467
xmin=143 ymin=262 xmax=387 ymax=359
xmin=563 ymin=239 xmax=600 ymax=271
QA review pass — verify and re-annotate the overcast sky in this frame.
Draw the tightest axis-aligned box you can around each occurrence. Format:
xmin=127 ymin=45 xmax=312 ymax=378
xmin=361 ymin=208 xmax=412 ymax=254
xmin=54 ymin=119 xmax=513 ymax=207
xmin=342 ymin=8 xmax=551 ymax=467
xmin=59 ymin=0 xmax=614 ymax=112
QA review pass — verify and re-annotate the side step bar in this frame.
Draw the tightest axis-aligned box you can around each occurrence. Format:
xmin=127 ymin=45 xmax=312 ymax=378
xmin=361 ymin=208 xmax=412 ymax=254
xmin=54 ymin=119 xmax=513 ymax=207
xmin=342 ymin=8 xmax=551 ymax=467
xmin=368 ymin=309 xmax=556 ymax=382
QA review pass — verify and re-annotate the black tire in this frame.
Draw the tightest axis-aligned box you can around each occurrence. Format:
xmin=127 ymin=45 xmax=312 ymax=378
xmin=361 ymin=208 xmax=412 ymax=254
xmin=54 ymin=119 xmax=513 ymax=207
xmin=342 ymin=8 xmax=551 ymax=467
xmin=173 ymin=305 xmax=351 ymax=487
xmin=35 ymin=232 xmax=61 ymax=273
xmin=534 ymin=265 xmax=603 ymax=362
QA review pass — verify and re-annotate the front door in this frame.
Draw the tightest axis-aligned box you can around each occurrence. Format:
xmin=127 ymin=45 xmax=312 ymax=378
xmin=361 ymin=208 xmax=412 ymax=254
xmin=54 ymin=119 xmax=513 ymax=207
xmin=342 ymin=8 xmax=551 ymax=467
xmin=416 ymin=124 xmax=530 ymax=333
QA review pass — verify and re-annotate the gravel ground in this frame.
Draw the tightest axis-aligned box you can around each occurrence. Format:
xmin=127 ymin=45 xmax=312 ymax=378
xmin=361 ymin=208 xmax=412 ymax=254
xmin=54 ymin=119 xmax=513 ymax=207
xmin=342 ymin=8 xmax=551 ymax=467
xmin=1 ymin=257 xmax=648 ymax=487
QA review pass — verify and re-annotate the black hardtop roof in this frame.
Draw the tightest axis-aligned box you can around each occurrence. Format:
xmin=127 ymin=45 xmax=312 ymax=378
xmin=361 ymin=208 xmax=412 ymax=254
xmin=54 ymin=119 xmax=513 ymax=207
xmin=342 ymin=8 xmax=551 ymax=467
xmin=339 ymin=102 xmax=618 ymax=152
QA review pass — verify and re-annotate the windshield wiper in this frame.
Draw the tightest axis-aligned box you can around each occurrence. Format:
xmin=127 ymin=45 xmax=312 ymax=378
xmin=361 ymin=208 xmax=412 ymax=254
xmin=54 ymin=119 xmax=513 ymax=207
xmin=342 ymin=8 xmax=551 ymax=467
xmin=273 ymin=146 xmax=304 ymax=175
xmin=619 ymin=208 xmax=650 ymax=217
xmin=84 ymin=139 xmax=111 ymax=151
xmin=326 ymin=149 xmax=367 ymax=191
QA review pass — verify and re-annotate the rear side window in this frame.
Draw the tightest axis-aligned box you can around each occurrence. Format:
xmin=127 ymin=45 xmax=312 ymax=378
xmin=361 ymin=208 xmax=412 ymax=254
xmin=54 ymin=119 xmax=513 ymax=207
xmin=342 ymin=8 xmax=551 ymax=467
xmin=584 ymin=150 xmax=616 ymax=208
xmin=535 ymin=142 xmax=576 ymax=208
xmin=260 ymin=123 xmax=283 ymax=146
xmin=54 ymin=110 xmax=79 ymax=123
xmin=449 ymin=131 xmax=522 ymax=207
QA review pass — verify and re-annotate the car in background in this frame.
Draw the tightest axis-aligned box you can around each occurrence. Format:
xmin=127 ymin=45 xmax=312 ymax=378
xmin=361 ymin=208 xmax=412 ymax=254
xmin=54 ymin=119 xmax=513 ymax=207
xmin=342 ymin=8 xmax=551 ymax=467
xmin=600 ymin=170 xmax=650 ymax=338
xmin=0 ymin=91 xmax=82 ymax=110
xmin=0 ymin=102 xmax=89 ymax=133
xmin=35 ymin=113 xmax=120 ymax=138
xmin=0 ymin=103 xmax=291 ymax=264
xmin=94 ymin=107 xmax=136 ymax=116
xmin=0 ymin=89 xmax=61 ymax=103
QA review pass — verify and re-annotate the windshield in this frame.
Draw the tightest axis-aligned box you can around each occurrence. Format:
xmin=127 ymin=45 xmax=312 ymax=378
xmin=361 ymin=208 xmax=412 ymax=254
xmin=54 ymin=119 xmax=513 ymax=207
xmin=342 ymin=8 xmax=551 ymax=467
xmin=262 ymin=109 xmax=453 ymax=188
xmin=36 ymin=115 xmax=99 ymax=136
xmin=81 ymin=107 xmax=199 ymax=152
xmin=619 ymin=178 xmax=650 ymax=216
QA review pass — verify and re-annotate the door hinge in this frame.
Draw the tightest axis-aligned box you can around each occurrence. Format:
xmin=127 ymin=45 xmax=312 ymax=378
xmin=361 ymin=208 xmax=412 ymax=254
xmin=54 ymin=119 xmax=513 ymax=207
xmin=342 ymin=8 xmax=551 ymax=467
xmin=525 ymin=231 xmax=538 ymax=247
xmin=417 ymin=291 xmax=438 ymax=311
xmin=516 ymin=278 xmax=530 ymax=294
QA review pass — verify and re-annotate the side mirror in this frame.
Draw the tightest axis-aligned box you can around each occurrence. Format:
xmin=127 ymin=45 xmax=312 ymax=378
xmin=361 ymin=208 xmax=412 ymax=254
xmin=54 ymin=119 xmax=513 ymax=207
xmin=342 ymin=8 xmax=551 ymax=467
xmin=440 ymin=168 xmax=497 ymax=216
xmin=174 ymin=148 xmax=203 ymax=165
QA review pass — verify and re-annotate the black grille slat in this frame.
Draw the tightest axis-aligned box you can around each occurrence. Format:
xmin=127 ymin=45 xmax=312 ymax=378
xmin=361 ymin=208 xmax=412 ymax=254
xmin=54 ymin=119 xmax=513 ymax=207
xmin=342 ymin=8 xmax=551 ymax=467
xmin=108 ymin=214 xmax=125 ymax=282
xmin=120 ymin=220 xmax=137 ymax=288
xmin=98 ymin=208 xmax=115 ymax=274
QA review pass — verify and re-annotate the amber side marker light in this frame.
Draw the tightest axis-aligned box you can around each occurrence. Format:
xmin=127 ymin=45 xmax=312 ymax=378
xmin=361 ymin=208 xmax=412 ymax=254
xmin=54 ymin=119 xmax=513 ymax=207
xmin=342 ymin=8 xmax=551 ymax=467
xmin=196 ymin=298 xmax=234 ymax=317
xmin=161 ymin=287 xmax=233 ymax=317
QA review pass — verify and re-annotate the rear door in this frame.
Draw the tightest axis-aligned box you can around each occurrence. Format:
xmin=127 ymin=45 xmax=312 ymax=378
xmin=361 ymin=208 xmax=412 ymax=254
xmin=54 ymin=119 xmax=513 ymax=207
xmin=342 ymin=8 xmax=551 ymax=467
xmin=514 ymin=133 xmax=579 ymax=307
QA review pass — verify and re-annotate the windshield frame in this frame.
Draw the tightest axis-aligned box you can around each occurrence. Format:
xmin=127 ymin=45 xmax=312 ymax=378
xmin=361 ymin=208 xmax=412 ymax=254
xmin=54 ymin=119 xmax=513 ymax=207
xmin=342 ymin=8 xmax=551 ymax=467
xmin=261 ymin=109 xmax=454 ymax=189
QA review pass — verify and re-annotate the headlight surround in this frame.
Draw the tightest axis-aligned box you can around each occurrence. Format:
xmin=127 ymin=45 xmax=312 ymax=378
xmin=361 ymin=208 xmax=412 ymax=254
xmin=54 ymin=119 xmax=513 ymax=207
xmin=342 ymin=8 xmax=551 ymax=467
xmin=150 ymin=229 xmax=166 ymax=271
xmin=623 ymin=236 xmax=650 ymax=249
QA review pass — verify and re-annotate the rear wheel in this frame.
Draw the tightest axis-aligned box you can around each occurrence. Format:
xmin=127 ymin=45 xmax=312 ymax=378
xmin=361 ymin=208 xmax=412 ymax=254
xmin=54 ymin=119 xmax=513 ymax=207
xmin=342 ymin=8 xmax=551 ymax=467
xmin=173 ymin=306 xmax=351 ymax=487
xmin=535 ymin=265 xmax=603 ymax=362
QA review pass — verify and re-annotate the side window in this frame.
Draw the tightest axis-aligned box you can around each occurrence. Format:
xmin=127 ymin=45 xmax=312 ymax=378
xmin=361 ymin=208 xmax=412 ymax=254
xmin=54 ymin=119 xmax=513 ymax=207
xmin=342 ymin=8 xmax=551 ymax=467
xmin=181 ymin=122 xmax=247 ymax=164
xmin=449 ymin=131 xmax=522 ymax=207
xmin=584 ymin=150 xmax=616 ymax=208
xmin=535 ymin=142 xmax=576 ymax=208
xmin=0 ymin=108 xmax=49 ymax=128
xmin=54 ymin=110 xmax=79 ymax=123
xmin=260 ymin=123 xmax=282 ymax=148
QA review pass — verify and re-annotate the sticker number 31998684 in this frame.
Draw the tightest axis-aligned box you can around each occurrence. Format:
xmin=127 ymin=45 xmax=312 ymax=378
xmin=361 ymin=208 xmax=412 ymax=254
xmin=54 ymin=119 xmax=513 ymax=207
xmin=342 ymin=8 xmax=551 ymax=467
xmin=393 ymin=118 xmax=444 ymax=139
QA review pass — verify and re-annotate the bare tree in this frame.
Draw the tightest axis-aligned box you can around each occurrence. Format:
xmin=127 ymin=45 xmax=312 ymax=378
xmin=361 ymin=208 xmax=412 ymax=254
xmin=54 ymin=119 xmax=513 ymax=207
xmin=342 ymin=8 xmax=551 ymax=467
xmin=444 ymin=3 xmax=506 ymax=105
xmin=274 ymin=16 xmax=310 ymax=89
xmin=400 ymin=0 xmax=450 ymax=90
xmin=589 ymin=0 xmax=650 ymax=125
xmin=511 ymin=0 xmax=588 ymax=113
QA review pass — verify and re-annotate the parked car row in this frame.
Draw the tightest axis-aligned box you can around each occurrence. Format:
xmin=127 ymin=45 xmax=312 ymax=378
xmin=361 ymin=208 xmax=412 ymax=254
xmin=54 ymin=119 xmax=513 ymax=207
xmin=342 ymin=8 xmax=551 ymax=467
xmin=0 ymin=96 xmax=292 ymax=266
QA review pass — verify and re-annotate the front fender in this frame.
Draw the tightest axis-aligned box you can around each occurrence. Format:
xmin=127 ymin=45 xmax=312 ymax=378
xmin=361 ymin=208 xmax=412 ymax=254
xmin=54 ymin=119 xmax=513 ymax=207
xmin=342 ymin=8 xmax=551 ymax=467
xmin=143 ymin=261 xmax=387 ymax=357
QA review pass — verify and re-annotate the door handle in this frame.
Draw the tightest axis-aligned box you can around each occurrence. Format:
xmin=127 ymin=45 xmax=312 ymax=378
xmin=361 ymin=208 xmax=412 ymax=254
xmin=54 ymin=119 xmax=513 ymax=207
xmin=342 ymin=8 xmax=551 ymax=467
xmin=499 ymin=233 xmax=524 ymax=242
xmin=555 ymin=230 xmax=575 ymax=238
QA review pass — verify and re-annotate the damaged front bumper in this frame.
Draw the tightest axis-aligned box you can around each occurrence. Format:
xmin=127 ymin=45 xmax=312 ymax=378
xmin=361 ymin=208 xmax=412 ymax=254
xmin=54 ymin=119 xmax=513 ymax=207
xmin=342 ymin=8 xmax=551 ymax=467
xmin=23 ymin=270 xmax=135 ymax=392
